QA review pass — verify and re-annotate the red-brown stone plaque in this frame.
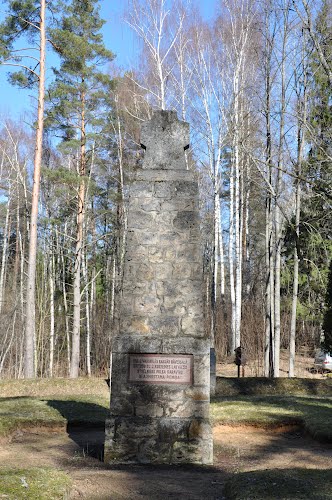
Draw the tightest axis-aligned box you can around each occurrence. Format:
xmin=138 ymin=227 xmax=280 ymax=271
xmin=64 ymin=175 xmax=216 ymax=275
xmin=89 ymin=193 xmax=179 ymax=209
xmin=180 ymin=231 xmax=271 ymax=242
xmin=128 ymin=353 xmax=193 ymax=384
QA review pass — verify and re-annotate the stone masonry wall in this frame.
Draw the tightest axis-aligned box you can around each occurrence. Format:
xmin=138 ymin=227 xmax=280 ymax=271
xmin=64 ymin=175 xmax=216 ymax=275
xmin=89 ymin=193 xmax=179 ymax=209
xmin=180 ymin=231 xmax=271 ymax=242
xmin=104 ymin=111 xmax=212 ymax=465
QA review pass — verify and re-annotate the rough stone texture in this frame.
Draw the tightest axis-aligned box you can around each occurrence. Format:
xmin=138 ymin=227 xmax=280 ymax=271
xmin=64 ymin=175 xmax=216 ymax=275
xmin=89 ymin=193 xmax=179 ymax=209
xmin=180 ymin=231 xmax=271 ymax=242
xmin=104 ymin=110 xmax=212 ymax=465
xmin=140 ymin=110 xmax=189 ymax=170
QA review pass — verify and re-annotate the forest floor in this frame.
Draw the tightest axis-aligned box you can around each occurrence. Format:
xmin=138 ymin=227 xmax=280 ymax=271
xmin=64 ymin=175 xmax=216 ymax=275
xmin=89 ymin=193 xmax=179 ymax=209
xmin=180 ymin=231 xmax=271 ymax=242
xmin=0 ymin=421 xmax=331 ymax=499
xmin=216 ymin=349 xmax=329 ymax=379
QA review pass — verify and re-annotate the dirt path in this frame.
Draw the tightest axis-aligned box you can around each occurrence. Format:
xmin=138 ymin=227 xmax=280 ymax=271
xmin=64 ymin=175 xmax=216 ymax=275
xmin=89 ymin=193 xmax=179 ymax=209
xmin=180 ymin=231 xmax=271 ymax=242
xmin=1 ymin=424 xmax=331 ymax=499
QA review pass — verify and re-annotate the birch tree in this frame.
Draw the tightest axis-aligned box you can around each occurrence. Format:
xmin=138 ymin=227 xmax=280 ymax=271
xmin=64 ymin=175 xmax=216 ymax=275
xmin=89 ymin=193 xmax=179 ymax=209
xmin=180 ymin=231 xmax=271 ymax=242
xmin=289 ymin=32 xmax=308 ymax=376
xmin=273 ymin=0 xmax=292 ymax=377
xmin=126 ymin=0 xmax=187 ymax=110
xmin=187 ymin=19 xmax=227 ymax=348
xmin=221 ymin=0 xmax=257 ymax=351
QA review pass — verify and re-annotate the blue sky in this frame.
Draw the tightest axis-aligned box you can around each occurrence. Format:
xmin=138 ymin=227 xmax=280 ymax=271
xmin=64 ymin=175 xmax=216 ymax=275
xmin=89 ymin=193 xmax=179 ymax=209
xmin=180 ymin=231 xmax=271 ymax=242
xmin=0 ymin=0 xmax=218 ymax=120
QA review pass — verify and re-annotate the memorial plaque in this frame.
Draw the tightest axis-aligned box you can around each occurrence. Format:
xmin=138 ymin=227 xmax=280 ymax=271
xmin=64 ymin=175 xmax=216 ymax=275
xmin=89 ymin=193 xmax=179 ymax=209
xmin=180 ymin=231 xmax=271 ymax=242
xmin=129 ymin=353 xmax=193 ymax=384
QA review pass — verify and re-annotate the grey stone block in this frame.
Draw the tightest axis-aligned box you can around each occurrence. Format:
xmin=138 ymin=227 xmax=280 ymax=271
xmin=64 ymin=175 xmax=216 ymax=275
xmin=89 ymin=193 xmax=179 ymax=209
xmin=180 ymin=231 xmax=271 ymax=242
xmin=173 ymin=211 xmax=199 ymax=230
xmin=136 ymin=169 xmax=193 ymax=182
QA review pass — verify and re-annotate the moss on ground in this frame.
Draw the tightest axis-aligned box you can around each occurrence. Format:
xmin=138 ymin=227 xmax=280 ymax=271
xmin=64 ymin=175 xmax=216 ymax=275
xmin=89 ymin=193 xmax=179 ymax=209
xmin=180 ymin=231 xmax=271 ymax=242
xmin=0 ymin=468 xmax=71 ymax=499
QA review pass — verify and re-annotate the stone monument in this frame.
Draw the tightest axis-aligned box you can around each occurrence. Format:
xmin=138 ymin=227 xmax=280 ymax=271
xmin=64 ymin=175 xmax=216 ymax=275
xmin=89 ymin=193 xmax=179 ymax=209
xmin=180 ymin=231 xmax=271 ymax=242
xmin=104 ymin=110 xmax=212 ymax=465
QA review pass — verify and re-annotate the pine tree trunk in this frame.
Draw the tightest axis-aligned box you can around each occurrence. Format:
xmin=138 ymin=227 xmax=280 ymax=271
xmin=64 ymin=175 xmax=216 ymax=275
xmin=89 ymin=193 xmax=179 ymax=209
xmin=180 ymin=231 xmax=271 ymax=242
xmin=70 ymin=89 xmax=86 ymax=378
xmin=82 ymin=249 xmax=91 ymax=377
xmin=70 ymin=173 xmax=84 ymax=378
xmin=24 ymin=0 xmax=46 ymax=378
xmin=110 ymin=257 xmax=116 ymax=323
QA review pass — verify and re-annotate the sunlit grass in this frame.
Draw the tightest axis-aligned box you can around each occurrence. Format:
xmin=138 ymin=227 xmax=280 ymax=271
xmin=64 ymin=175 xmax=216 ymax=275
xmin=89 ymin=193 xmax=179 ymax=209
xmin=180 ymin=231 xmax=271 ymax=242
xmin=0 ymin=377 xmax=109 ymax=398
xmin=0 ymin=468 xmax=71 ymax=500
xmin=211 ymin=395 xmax=332 ymax=441
xmin=0 ymin=394 xmax=109 ymax=437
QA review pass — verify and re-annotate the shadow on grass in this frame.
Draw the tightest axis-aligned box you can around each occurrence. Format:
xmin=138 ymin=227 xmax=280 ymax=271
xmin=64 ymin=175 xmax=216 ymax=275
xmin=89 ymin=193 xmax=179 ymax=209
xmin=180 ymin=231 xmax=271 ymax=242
xmin=215 ymin=377 xmax=332 ymax=397
xmin=47 ymin=399 xmax=108 ymax=462
xmin=223 ymin=468 xmax=332 ymax=499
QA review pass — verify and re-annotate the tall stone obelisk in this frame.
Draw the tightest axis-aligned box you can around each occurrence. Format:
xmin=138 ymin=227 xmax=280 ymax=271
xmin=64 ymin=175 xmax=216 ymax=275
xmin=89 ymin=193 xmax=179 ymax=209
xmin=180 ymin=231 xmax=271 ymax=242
xmin=104 ymin=110 xmax=212 ymax=465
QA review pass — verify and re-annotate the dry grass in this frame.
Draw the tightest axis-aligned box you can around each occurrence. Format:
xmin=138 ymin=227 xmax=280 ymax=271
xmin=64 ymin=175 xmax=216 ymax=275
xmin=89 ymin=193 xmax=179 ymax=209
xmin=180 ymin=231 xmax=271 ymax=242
xmin=0 ymin=377 xmax=110 ymax=398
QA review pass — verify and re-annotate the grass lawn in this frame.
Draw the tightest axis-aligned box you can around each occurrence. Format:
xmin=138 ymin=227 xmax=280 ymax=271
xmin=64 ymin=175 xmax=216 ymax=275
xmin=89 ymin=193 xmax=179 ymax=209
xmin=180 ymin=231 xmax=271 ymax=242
xmin=0 ymin=468 xmax=71 ymax=500
xmin=0 ymin=379 xmax=109 ymax=499
xmin=212 ymin=390 xmax=332 ymax=499
xmin=0 ymin=377 xmax=331 ymax=499
xmin=0 ymin=377 xmax=109 ymax=436
xmin=211 ymin=395 xmax=332 ymax=442
xmin=0 ymin=394 xmax=109 ymax=437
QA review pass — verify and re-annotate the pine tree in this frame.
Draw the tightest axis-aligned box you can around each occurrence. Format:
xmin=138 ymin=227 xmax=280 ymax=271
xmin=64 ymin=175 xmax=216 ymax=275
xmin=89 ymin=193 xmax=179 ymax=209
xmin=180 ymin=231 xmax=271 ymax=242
xmin=307 ymin=0 xmax=332 ymax=191
xmin=322 ymin=260 xmax=332 ymax=352
xmin=0 ymin=0 xmax=49 ymax=378
xmin=46 ymin=0 xmax=114 ymax=378
xmin=289 ymin=0 xmax=332 ymax=333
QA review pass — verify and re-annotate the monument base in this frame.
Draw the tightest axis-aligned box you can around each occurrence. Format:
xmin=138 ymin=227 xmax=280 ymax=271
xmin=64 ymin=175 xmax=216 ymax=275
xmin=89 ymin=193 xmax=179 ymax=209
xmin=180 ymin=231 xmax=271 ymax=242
xmin=104 ymin=415 xmax=212 ymax=464
xmin=104 ymin=335 xmax=213 ymax=465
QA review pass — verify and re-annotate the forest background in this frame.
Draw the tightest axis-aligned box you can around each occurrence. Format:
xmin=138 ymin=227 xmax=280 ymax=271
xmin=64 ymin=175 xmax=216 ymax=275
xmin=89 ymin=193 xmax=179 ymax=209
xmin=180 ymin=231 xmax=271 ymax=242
xmin=0 ymin=0 xmax=331 ymax=379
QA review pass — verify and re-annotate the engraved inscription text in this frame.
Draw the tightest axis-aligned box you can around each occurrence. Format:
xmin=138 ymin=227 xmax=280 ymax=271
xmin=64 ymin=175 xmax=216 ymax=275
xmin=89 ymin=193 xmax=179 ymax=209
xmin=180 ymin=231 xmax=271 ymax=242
xmin=128 ymin=354 xmax=193 ymax=384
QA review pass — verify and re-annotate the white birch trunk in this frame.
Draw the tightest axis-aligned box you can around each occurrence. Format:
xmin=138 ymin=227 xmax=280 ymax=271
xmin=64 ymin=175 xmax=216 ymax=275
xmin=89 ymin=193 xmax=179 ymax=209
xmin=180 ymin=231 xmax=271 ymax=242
xmin=263 ymin=7 xmax=274 ymax=377
xmin=212 ymin=186 xmax=219 ymax=348
xmin=274 ymin=8 xmax=289 ymax=377
xmin=289 ymin=56 xmax=307 ymax=377
xmin=265 ymin=196 xmax=272 ymax=376
xmin=0 ymin=184 xmax=11 ymax=313
xmin=49 ymin=249 xmax=55 ymax=377
xmin=229 ymin=159 xmax=236 ymax=353
xmin=216 ymin=194 xmax=225 ymax=299
xmin=59 ymin=227 xmax=70 ymax=376
xmin=233 ymin=68 xmax=242 ymax=350
xmin=0 ymin=311 xmax=17 ymax=376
